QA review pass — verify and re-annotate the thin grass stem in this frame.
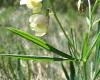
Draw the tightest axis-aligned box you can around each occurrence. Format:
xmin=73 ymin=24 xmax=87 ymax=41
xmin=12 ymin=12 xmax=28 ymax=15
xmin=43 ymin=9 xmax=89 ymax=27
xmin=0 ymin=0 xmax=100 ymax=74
xmin=49 ymin=0 xmax=80 ymax=56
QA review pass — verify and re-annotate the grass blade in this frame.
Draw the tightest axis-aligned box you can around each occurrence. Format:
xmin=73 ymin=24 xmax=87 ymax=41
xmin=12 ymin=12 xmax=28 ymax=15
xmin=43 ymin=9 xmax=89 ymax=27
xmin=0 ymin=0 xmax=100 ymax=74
xmin=92 ymin=0 xmax=100 ymax=14
xmin=61 ymin=62 xmax=70 ymax=80
xmin=7 ymin=27 xmax=49 ymax=49
xmin=93 ymin=21 xmax=100 ymax=78
xmin=0 ymin=54 xmax=70 ymax=61
xmin=87 ymin=31 xmax=100 ymax=60
xmin=7 ymin=27 xmax=74 ymax=60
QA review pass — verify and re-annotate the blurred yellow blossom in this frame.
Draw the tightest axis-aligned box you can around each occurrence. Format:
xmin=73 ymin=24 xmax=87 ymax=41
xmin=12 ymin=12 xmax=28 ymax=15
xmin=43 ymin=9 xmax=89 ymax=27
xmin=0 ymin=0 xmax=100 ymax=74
xmin=20 ymin=0 xmax=42 ymax=13
xmin=29 ymin=14 xmax=49 ymax=36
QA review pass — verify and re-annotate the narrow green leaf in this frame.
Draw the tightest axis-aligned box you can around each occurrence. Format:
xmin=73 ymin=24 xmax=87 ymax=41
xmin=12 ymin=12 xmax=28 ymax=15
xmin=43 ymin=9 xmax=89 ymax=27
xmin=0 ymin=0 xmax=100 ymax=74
xmin=61 ymin=62 xmax=70 ymax=80
xmin=50 ymin=0 xmax=80 ymax=56
xmin=88 ymin=0 xmax=92 ymax=30
xmin=81 ymin=33 xmax=88 ymax=62
xmin=83 ymin=62 xmax=87 ymax=80
xmin=94 ymin=21 xmax=100 ymax=75
xmin=7 ymin=27 xmax=49 ymax=49
xmin=87 ymin=31 xmax=100 ymax=60
xmin=93 ymin=18 xmax=100 ymax=26
xmin=70 ymin=28 xmax=78 ymax=58
xmin=92 ymin=0 xmax=100 ymax=14
xmin=0 ymin=54 xmax=70 ymax=61
xmin=7 ymin=27 xmax=74 ymax=60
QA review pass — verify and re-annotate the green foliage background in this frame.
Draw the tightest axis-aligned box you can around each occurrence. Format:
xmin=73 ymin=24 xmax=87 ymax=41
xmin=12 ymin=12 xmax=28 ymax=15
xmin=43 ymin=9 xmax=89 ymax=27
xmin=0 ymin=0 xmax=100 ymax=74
xmin=0 ymin=0 xmax=100 ymax=80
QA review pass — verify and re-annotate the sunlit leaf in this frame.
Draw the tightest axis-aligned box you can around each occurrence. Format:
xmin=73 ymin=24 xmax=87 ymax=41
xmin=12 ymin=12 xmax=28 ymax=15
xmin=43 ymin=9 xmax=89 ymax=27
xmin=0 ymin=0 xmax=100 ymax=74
xmin=7 ymin=27 xmax=74 ymax=60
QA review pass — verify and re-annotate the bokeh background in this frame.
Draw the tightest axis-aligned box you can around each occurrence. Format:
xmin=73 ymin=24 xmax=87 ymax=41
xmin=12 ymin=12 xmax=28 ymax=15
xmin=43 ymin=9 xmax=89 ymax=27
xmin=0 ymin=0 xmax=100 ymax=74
xmin=0 ymin=0 xmax=100 ymax=80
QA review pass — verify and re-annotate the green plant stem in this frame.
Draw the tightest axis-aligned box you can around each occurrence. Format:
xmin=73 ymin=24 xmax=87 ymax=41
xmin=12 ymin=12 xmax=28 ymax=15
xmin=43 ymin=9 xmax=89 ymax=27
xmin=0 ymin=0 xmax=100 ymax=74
xmin=83 ymin=62 xmax=87 ymax=80
xmin=61 ymin=62 xmax=70 ymax=80
xmin=88 ymin=0 xmax=92 ymax=31
xmin=70 ymin=61 xmax=75 ymax=80
xmin=70 ymin=29 xmax=78 ymax=58
xmin=83 ymin=62 xmax=88 ymax=80
xmin=49 ymin=0 xmax=79 ymax=55
xmin=92 ymin=0 xmax=100 ymax=14
xmin=93 ymin=21 xmax=100 ymax=80
xmin=49 ymin=0 xmax=69 ymax=40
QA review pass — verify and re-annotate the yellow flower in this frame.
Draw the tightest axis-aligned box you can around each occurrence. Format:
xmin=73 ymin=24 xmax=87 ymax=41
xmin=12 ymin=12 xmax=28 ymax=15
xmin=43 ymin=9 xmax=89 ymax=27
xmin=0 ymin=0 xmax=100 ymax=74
xmin=27 ymin=0 xmax=42 ymax=13
xmin=20 ymin=0 xmax=42 ymax=13
xmin=29 ymin=14 xmax=49 ymax=36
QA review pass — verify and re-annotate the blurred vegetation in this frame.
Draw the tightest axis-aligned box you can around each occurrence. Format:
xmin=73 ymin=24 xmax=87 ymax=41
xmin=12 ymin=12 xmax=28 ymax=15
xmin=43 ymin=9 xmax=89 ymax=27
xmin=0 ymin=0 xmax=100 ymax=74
xmin=0 ymin=0 xmax=19 ymax=7
xmin=0 ymin=0 xmax=100 ymax=80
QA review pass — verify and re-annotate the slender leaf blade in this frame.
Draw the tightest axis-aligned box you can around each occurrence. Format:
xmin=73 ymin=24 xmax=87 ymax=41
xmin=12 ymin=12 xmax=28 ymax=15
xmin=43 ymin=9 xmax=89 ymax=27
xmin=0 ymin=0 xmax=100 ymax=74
xmin=7 ymin=27 xmax=74 ymax=60
xmin=7 ymin=27 xmax=50 ymax=49
xmin=94 ymin=21 xmax=100 ymax=76
xmin=0 ymin=54 xmax=69 ymax=61
xmin=87 ymin=31 xmax=100 ymax=60
xmin=81 ymin=33 xmax=88 ymax=62
xmin=61 ymin=62 xmax=70 ymax=80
